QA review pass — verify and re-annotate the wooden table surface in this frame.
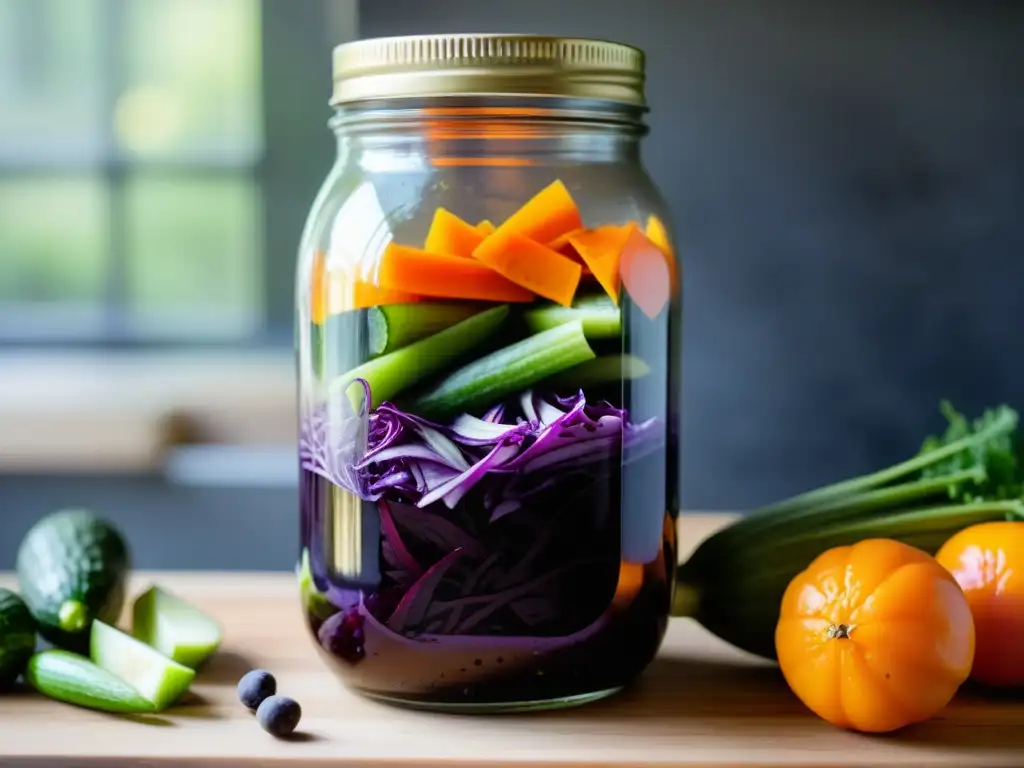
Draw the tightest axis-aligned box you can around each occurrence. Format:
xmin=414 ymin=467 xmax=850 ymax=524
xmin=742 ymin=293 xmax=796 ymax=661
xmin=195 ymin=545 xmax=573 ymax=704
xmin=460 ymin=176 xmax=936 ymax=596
xmin=1 ymin=513 xmax=1023 ymax=767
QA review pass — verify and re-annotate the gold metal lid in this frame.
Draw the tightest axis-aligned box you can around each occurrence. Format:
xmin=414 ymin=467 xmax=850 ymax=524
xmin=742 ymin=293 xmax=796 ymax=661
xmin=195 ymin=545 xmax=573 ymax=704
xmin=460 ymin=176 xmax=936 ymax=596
xmin=331 ymin=34 xmax=646 ymax=108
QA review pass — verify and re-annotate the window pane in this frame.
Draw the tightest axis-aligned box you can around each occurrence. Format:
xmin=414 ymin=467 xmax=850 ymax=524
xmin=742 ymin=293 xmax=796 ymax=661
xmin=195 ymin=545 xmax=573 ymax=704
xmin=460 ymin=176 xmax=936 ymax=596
xmin=0 ymin=0 xmax=105 ymax=164
xmin=118 ymin=0 xmax=262 ymax=162
xmin=124 ymin=175 xmax=261 ymax=337
xmin=0 ymin=177 xmax=108 ymax=338
xmin=0 ymin=177 xmax=108 ymax=303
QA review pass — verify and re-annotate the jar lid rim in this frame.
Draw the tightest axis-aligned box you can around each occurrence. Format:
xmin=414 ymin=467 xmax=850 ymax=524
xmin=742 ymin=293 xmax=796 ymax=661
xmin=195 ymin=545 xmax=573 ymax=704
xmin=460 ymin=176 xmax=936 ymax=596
xmin=331 ymin=34 xmax=646 ymax=107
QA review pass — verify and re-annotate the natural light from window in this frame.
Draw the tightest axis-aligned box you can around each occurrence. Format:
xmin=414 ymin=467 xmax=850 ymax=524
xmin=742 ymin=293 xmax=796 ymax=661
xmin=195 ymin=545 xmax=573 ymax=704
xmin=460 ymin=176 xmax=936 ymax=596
xmin=0 ymin=0 xmax=264 ymax=342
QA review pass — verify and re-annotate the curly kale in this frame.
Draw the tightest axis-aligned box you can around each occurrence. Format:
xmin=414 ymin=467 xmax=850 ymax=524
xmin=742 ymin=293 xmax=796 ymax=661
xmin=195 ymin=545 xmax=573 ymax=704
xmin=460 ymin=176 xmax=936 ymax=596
xmin=917 ymin=401 xmax=1021 ymax=502
xmin=743 ymin=401 xmax=1024 ymax=526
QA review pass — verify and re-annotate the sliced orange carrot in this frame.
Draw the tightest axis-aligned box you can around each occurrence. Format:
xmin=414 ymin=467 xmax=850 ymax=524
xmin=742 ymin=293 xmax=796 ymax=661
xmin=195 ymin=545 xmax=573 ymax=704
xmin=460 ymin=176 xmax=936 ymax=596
xmin=612 ymin=561 xmax=645 ymax=610
xmin=475 ymin=219 xmax=496 ymax=235
xmin=329 ymin=275 xmax=422 ymax=313
xmin=545 ymin=227 xmax=593 ymax=275
xmin=471 ymin=231 xmax=581 ymax=307
xmin=424 ymin=207 xmax=486 ymax=258
xmin=378 ymin=243 xmax=535 ymax=303
xmin=645 ymin=213 xmax=679 ymax=291
xmin=645 ymin=213 xmax=672 ymax=255
xmin=547 ymin=226 xmax=586 ymax=256
xmin=310 ymin=250 xmax=328 ymax=324
xmin=620 ymin=226 xmax=671 ymax=319
xmin=310 ymin=250 xmax=422 ymax=319
xmin=568 ymin=224 xmax=634 ymax=306
xmin=473 ymin=179 xmax=583 ymax=262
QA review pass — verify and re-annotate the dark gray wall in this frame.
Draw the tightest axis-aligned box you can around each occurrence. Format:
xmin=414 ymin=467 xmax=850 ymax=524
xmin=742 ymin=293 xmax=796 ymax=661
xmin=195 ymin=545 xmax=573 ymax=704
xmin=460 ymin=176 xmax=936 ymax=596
xmin=0 ymin=475 xmax=298 ymax=572
xmin=360 ymin=0 xmax=1024 ymax=509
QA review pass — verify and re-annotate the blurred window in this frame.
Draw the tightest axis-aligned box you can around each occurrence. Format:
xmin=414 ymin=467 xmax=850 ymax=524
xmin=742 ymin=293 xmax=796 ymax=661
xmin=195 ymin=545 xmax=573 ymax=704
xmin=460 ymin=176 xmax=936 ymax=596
xmin=0 ymin=0 xmax=266 ymax=343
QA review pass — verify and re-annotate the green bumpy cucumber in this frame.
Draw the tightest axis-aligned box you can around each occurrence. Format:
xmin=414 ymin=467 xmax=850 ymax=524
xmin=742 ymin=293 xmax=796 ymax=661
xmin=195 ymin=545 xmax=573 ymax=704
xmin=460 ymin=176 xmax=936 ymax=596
xmin=330 ymin=304 xmax=510 ymax=410
xmin=545 ymin=354 xmax=651 ymax=392
xmin=16 ymin=509 xmax=130 ymax=653
xmin=26 ymin=649 xmax=154 ymax=714
xmin=368 ymin=302 xmax=486 ymax=358
xmin=522 ymin=293 xmax=622 ymax=339
xmin=413 ymin=319 xmax=596 ymax=420
xmin=0 ymin=588 xmax=36 ymax=689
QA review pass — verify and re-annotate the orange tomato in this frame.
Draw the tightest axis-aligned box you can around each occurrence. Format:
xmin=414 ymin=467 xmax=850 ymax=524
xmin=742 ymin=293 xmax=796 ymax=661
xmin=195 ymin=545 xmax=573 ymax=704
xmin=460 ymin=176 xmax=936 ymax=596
xmin=775 ymin=538 xmax=975 ymax=733
xmin=935 ymin=521 xmax=1024 ymax=688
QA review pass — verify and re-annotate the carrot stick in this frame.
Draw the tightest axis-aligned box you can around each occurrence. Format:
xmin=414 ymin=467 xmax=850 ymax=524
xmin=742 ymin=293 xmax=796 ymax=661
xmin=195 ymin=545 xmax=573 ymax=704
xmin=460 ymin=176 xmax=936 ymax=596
xmin=545 ymin=227 xmax=593 ymax=275
xmin=476 ymin=219 xmax=496 ymax=235
xmin=329 ymin=278 xmax=422 ymax=313
xmin=424 ymin=207 xmax=486 ymax=258
xmin=547 ymin=226 xmax=586 ymax=256
xmin=309 ymin=250 xmax=422 ymax=320
xmin=471 ymin=231 xmax=581 ymax=307
xmin=567 ymin=224 xmax=633 ymax=306
xmin=612 ymin=561 xmax=645 ymax=610
xmin=619 ymin=226 xmax=671 ymax=319
xmin=473 ymin=179 xmax=583 ymax=262
xmin=645 ymin=213 xmax=679 ymax=291
xmin=378 ymin=243 xmax=535 ymax=303
xmin=310 ymin=250 xmax=328 ymax=324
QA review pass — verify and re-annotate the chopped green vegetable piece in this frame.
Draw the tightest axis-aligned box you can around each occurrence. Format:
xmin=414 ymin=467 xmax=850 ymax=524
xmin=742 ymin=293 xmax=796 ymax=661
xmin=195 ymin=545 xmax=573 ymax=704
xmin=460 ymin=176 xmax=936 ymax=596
xmin=414 ymin=320 xmax=596 ymax=420
xmin=132 ymin=586 xmax=223 ymax=669
xmin=16 ymin=509 xmax=129 ymax=653
xmin=368 ymin=302 xmax=486 ymax=358
xmin=0 ymin=588 xmax=36 ymax=689
xmin=330 ymin=305 xmax=509 ymax=410
xmin=90 ymin=620 xmax=195 ymax=711
xmin=26 ymin=649 xmax=155 ymax=714
xmin=522 ymin=294 xmax=621 ymax=339
xmin=546 ymin=354 xmax=650 ymax=392
xmin=297 ymin=548 xmax=334 ymax=622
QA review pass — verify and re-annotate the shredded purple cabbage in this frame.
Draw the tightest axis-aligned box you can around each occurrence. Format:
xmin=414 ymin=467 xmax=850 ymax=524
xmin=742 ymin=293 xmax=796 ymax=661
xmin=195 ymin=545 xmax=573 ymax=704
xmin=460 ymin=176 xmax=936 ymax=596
xmin=300 ymin=383 xmax=663 ymax=520
xmin=300 ymin=383 xmax=666 ymax=644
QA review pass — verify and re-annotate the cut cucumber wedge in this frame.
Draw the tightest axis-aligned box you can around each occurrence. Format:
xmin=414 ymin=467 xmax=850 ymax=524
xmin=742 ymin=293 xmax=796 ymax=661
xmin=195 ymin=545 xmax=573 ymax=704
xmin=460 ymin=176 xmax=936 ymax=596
xmin=132 ymin=586 xmax=223 ymax=669
xmin=330 ymin=304 xmax=510 ymax=410
xmin=368 ymin=302 xmax=485 ymax=358
xmin=522 ymin=294 xmax=621 ymax=339
xmin=414 ymin=320 xmax=596 ymax=420
xmin=26 ymin=649 xmax=155 ymax=714
xmin=90 ymin=620 xmax=195 ymax=711
xmin=298 ymin=548 xmax=334 ymax=622
xmin=546 ymin=354 xmax=651 ymax=391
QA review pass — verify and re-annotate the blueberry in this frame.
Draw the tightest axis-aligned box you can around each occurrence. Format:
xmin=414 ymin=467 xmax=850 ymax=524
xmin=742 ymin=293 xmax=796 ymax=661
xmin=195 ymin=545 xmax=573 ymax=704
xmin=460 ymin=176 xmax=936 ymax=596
xmin=237 ymin=669 xmax=276 ymax=710
xmin=256 ymin=695 xmax=302 ymax=738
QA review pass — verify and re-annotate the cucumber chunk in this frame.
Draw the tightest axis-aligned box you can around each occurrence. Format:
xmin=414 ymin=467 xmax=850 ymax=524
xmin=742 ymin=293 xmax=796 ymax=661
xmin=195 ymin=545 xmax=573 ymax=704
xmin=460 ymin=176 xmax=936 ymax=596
xmin=0 ymin=588 xmax=36 ymax=689
xmin=26 ymin=649 xmax=155 ymax=714
xmin=90 ymin=620 xmax=195 ymax=711
xmin=298 ymin=548 xmax=334 ymax=622
xmin=414 ymin=320 xmax=596 ymax=420
xmin=16 ymin=509 xmax=129 ymax=653
xmin=330 ymin=304 xmax=509 ymax=410
xmin=546 ymin=354 xmax=651 ymax=392
xmin=132 ymin=586 xmax=223 ymax=669
xmin=523 ymin=294 xmax=621 ymax=339
xmin=368 ymin=302 xmax=486 ymax=358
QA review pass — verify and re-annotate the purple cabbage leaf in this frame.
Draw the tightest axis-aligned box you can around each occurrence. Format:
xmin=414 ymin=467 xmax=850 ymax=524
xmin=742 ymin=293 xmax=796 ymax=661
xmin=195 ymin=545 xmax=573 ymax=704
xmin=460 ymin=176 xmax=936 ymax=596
xmin=300 ymin=383 xmax=663 ymax=520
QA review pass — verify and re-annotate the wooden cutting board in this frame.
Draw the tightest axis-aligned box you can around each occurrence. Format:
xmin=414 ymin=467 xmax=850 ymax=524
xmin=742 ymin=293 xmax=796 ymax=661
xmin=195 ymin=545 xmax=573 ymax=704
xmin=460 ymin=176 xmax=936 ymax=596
xmin=1 ymin=513 xmax=1023 ymax=767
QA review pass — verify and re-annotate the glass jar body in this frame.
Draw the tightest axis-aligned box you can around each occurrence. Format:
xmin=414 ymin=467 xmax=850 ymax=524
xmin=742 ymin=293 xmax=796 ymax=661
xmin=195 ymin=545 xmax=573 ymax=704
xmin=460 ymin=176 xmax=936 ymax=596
xmin=295 ymin=100 xmax=682 ymax=712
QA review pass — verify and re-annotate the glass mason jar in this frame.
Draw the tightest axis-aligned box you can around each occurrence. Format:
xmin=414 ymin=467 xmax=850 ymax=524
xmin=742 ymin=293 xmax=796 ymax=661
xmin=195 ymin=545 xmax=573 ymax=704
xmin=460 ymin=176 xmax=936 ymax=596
xmin=295 ymin=34 xmax=682 ymax=712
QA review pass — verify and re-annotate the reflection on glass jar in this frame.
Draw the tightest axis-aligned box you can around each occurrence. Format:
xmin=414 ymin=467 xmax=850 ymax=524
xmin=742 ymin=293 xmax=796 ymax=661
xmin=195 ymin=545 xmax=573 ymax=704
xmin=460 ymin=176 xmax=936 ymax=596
xmin=295 ymin=33 xmax=682 ymax=712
